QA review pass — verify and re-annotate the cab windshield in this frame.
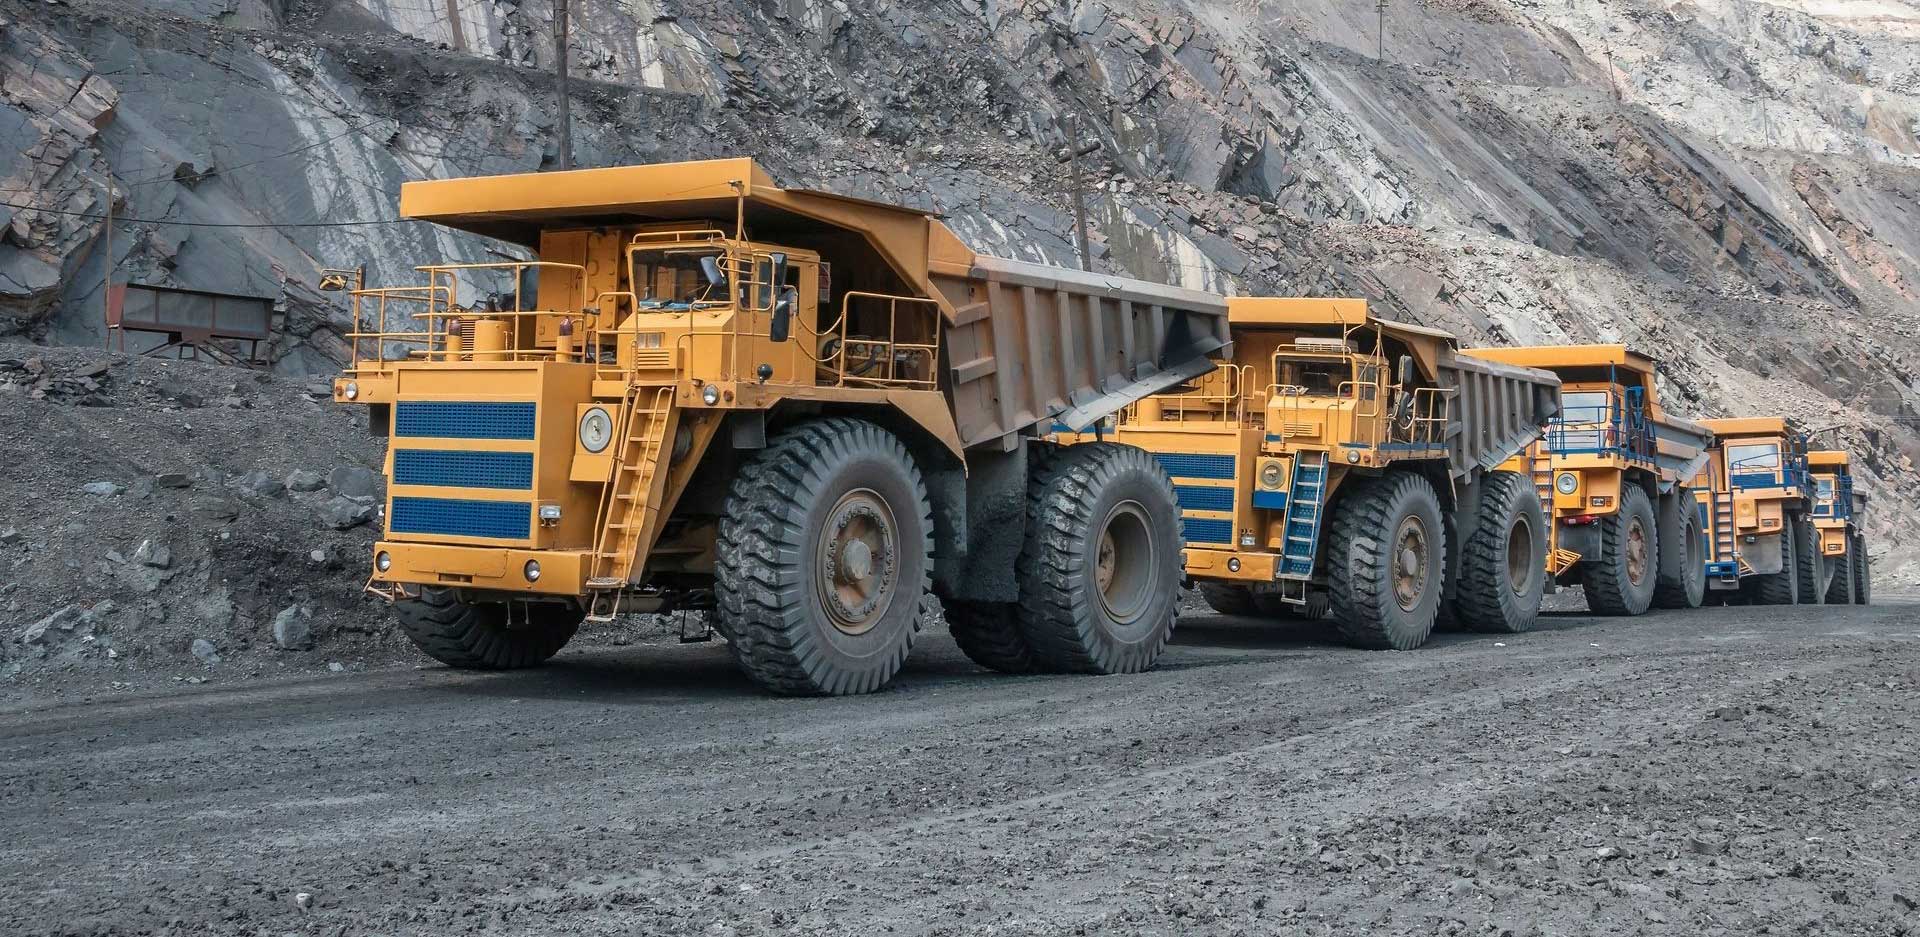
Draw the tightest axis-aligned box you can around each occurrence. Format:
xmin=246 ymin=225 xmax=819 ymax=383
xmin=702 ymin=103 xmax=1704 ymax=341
xmin=1815 ymin=477 xmax=1836 ymax=500
xmin=1559 ymin=390 xmax=1610 ymax=422
xmin=1273 ymin=357 xmax=1348 ymax=396
xmin=1728 ymin=442 xmax=1781 ymax=470
xmin=631 ymin=248 xmax=727 ymax=309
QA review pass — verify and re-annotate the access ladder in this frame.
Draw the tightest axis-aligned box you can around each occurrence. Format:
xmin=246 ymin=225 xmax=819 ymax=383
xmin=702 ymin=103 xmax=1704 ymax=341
xmin=584 ymin=384 xmax=676 ymax=621
xmin=1279 ymin=450 xmax=1328 ymax=578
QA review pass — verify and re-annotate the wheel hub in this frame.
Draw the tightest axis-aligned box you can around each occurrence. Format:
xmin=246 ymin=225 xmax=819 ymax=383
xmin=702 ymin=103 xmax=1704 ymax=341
xmin=1626 ymin=518 xmax=1648 ymax=586
xmin=1506 ymin=515 xmax=1533 ymax=595
xmin=1391 ymin=516 xmax=1430 ymax=612
xmin=1096 ymin=501 xmax=1156 ymax=625
xmin=816 ymin=490 xmax=898 ymax=636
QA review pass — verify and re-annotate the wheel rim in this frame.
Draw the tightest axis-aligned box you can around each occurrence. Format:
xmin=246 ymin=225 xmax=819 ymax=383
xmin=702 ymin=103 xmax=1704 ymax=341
xmin=1626 ymin=517 xmax=1649 ymax=586
xmin=1391 ymin=514 xmax=1432 ymax=612
xmin=1095 ymin=500 xmax=1156 ymax=625
xmin=815 ymin=488 xmax=899 ymax=636
xmin=1505 ymin=514 xmax=1534 ymax=595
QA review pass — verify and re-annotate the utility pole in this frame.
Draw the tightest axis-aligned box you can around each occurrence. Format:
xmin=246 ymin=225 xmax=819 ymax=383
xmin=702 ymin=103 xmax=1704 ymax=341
xmin=554 ymin=0 xmax=573 ymax=170
xmin=1377 ymin=0 xmax=1388 ymax=61
xmin=1057 ymin=116 xmax=1100 ymax=272
xmin=101 ymin=169 xmax=113 ymax=351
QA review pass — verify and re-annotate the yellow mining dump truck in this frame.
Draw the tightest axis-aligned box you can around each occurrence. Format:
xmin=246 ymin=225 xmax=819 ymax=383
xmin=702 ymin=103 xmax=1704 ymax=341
xmin=326 ymin=158 xmax=1233 ymax=695
xmin=1692 ymin=417 xmax=1822 ymax=605
xmin=1807 ymin=449 xmax=1871 ymax=604
xmin=1462 ymin=345 xmax=1714 ymax=615
xmin=1056 ymin=298 xmax=1561 ymax=650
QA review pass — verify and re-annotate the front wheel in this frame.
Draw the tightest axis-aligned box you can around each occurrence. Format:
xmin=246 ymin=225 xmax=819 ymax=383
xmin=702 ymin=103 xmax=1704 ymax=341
xmin=715 ymin=418 xmax=933 ymax=695
xmin=1327 ymin=472 xmax=1446 ymax=650
xmin=1582 ymin=484 xmax=1657 ymax=616
xmin=394 ymin=588 xmax=581 ymax=669
xmin=1016 ymin=443 xmax=1181 ymax=674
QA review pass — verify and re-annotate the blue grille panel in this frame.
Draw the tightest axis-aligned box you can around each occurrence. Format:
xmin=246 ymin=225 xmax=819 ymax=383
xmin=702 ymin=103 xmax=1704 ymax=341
xmin=393 ymin=450 xmax=533 ymax=490
xmin=391 ymin=497 xmax=531 ymax=540
xmin=1730 ymin=472 xmax=1779 ymax=489
xmin=1156 ymin=453 xmax=1235 ymax=480
xmin=395 ymin=402 xmax=536 ymax=440
xmin=1181 ymin=517 xmax=1233 ymax=544
xmin=1175 ymin=485 xmax=1234 ymax=512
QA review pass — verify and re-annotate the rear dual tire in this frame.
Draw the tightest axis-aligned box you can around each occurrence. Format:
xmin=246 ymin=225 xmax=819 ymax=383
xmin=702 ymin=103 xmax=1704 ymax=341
xmin=1652 ymin=493 xmax=1707 ymax=609
xmin=1454 ymin=470 xmax=1547 ymax=635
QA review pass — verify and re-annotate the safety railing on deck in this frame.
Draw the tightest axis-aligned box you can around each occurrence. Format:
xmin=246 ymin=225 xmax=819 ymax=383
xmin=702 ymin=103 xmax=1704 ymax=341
xmin=1545 ymin=388 xmax=1655 ymax=461
xmin=340 ymin=261 xmax=593 ymax=374
xmin=826 ymin=292 xmax=942 ymax=389
xmin=1137 ymin=363 xmax=1250 ymax=425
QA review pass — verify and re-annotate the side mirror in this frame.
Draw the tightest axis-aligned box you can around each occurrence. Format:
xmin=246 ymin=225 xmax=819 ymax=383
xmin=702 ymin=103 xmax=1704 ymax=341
xmin=700 ymin=256 xmax=729 ymax=293
xmin=769 ymin=287 xmax=796 ymax=343
xmin=769 ymin=252 xmax=788 ymax=292
xmin=1397 ymin=355 xmax=1414 ymax=386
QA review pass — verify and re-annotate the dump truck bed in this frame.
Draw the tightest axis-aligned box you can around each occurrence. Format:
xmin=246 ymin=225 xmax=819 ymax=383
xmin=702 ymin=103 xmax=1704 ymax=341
xmin=1434 ymin=349 xmax=1563 ymax=481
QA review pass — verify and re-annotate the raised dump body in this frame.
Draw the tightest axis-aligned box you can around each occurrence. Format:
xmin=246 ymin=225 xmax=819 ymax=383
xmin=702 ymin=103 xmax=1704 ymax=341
xmin=1692 ymin=417 xmax=1823 ymax=605
xmin=329 ymin=158 xmax=1230 ymax=694
xmin=1807 ymin=449 xmax=1871 ymax=604
xmin=1056 ymin=297 xmax=1561 ymax=652
xmin=1462 ymin=345 xmax=1713 ymax=615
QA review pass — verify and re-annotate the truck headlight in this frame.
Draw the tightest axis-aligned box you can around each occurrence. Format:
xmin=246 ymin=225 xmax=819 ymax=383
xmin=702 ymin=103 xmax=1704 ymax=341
xmin=578 ymin=407 xmax=613 ymax=453
xmin=375 ymin=550 xmax=392 ymax=572
xmin=1556 ymin=472 xmax=1579 ymax=495
xmin=523 ymin=560 xmax=541 ymax=582
xmin=701 ymin=384 xmax=721 ymax=406
xmin=1259 ymin=461 xmax=1284 ymax=489
xmin=343 ymin=381 xmax=359 ymax=401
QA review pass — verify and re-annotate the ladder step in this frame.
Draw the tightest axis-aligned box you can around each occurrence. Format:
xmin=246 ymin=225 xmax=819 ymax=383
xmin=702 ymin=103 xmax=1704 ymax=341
xmin=585 ymin=577 xmax=624 ymax=589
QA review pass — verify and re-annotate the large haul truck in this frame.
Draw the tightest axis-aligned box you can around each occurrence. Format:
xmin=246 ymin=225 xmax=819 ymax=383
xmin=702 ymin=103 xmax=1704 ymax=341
xmin=1692 ymin=417 xmax=1820 ymax=605
xmin=327 ymin=158 xmax=1232 ymax=695
xmin=1053 ymin=298 xmax=1561 ymax=651
xmin=1462 ymin=345 xmax=1713 ymax=614
xmin=1808 ymin=449 xmax=1872 ymax=605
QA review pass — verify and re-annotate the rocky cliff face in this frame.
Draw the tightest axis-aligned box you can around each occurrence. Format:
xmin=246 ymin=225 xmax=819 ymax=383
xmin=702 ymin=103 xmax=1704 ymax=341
xmin=5 ymin=0 xmax=1919 ymax=578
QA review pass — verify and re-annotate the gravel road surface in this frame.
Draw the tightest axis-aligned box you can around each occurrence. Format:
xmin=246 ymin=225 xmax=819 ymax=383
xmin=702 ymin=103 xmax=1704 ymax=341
xmin=4 ymin=602 xmax=1916 ymax=936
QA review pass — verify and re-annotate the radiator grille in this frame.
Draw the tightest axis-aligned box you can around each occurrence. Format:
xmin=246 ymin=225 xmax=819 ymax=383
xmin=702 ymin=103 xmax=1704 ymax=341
xmin=393 ymin=450 xmax=533 ymax=490
xmin=395 ymin=401 xmax=536 ymax=440
xmin=1174 ymin=485 xmax=1234 ymax=512
xmin=1155 ymin=453 xmax=1236 ymax=480
xmin=1181 ymin=517 xmax=1233 ymax=545
xmin=391 ymin=497 xmax=531 ymax=540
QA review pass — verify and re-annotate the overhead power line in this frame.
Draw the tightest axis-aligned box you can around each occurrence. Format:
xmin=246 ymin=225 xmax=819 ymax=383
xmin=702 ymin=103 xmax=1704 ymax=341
xmin=0 ymin=201 xmax=409 ymax=228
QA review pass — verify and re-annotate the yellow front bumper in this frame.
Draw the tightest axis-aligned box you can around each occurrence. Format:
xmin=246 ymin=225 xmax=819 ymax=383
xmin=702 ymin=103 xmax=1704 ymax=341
xmin=1183 ymin=547 xmax=1279 ymax=583
xmin=370 ymin=542 xmax=591 ymax=597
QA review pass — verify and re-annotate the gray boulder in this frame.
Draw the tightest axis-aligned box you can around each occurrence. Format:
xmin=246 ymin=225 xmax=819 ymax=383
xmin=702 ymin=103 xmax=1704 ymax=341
xmin=271 ymin=605 xmax=315 ymax=650
xmin=327 ymin=466 xmax=380 ymax=499
xmin=320 ymin=497 xmax=376 ymax=530
xmin=286 ymin=469 xmax=325 ymax=492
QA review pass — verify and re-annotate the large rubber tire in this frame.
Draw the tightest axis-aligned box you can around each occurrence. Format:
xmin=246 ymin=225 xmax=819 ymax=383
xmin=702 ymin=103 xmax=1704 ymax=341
xmin=1015 ymin=443 xmax=1181 ymax=674
xmin=1750 ymin=525 xmax=1798 ymax=606
xmin=1327 ymin=472 xmax=1446 ymax=650
xmin=393 ymin=588 xmax=580 ymax=670
xmin=1455 ymin=471 xmax=1547 ymax=634
xmin=946 ymin=601 xmax=1034 ymax=674
xmin=1652 ymin=494 xmax=1707 ymax=609
xmin=1793 ymin=516 xmax=1825 ymax=605
xmin=1824 ymin=541 xmax=1856 ymax=605
xmin=1582 ymin=484 xmax=1658 ymax=616
xmin=1197 ymin=582 xmax=1256 ymax=616
xmin=1852 ymin=532 xmax=1871 ymax=605
xmin=715 ymin=418 xmax=933 ymax=696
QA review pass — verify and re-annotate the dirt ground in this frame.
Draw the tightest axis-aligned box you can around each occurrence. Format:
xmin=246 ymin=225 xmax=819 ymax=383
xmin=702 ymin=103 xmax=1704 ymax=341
xmin=2 ymin=601 xmax=1915 ymax=936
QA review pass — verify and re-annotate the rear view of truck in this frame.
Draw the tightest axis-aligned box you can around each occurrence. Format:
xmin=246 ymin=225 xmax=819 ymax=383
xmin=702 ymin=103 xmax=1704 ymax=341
xmin=1462 ymin=345 xmax=1713 ymax=615
xmin=1061 ymin=298 xmax=1561 ymax=650
xmin=327 ymin=158 xmax=1231 ymax=694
